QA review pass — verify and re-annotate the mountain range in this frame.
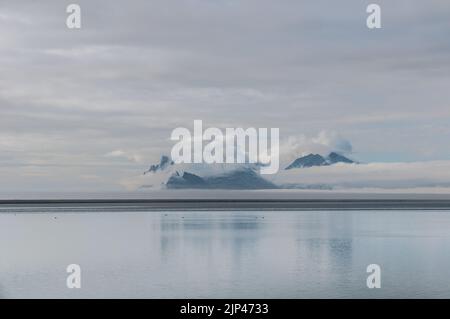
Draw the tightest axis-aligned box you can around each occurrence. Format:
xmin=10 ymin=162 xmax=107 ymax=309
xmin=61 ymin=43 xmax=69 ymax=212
xmin=143 ymin=155 xmax=174 ymax=174
xmin=285 ymin=152 xmax=355 ymax=169
xmin=166 ymin=168 xmax=278 ymax=189
xmin=143 ymin=152 xmax=357 ymax=190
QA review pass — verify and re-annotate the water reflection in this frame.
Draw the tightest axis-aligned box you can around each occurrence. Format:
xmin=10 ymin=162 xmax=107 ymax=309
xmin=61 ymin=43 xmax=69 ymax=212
xmin=159 ymin=213 xmax=264 ymax=266
xmin=1 ymin=210 xmax=450 ymax=298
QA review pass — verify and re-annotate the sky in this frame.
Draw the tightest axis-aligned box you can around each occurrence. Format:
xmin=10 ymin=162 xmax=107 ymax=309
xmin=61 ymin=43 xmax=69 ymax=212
xmin=0 ymin=0 xmax=450 ymax=192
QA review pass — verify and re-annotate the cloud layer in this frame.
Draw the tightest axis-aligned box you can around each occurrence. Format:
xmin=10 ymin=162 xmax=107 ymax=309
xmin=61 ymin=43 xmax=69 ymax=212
xmin=271 ymin=160 xmax=450 ymax=191
xmin=1 ymin=1 xmax=450 ymax=191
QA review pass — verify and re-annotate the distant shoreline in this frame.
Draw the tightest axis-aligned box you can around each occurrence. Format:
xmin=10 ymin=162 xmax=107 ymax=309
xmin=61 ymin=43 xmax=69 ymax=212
xmin=2 ymin=199 xmax=450 ymax=211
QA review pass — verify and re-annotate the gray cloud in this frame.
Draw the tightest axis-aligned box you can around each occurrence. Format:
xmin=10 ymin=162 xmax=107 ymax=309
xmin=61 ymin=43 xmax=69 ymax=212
xmin=0 ymin=0 xmax=449 ymax=191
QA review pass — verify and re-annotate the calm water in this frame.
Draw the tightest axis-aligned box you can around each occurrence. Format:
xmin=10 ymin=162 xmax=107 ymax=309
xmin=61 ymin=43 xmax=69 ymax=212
xmin=1 ymin=209 xmax=450 ymax=298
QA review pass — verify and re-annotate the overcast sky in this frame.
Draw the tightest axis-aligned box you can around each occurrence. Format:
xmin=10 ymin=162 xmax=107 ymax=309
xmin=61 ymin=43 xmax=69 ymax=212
xmin=0 ymin=0 xmax=449 ymax=192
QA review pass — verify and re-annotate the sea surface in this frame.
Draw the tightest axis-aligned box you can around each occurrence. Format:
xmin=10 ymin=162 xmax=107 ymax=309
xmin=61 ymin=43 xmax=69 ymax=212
xmin=1 ymin=204 xmax=450 ymax=299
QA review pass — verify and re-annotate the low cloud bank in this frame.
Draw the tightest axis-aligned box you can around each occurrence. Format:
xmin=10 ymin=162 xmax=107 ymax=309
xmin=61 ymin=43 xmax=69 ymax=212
xmin=270 ymin=160 xmax=450 ymax=190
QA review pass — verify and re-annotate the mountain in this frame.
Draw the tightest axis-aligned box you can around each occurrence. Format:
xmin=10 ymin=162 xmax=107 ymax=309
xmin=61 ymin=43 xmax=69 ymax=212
xmin=166 ymin=167 xmax=278 ymax=190
xmin=142 ymin=152 xmax=356 ymax=190
xmin=285 ymin=154 xmax=328 ymax=169
xmin=144 ymin=155 xmax=174 ymax=174
xmin=327 ymin=152 xmax=355 ymax=164
xmin=166 ymin=171 xmax=207 ymax=188
xmin=285 ymin=152 xmax=355 ymax=170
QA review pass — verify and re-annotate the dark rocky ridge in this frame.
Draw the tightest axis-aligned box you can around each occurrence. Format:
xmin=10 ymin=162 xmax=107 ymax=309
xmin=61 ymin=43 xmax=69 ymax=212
xmin=167 ymin=168 xmax=278 ymax=190
xmin=285 ymin=152 xmax=355 ymax=170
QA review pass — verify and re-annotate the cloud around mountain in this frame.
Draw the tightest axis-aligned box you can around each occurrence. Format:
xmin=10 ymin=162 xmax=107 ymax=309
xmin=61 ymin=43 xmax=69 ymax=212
xmin=131 ymin=152 xmax=450 ymax=193
xmin=137 ymin=149 xmax=356 ymax=190
xmin=117 ymin=132 xmax=450 ymax=193
xmin=279 ymin=131 xmax=353 ymax=167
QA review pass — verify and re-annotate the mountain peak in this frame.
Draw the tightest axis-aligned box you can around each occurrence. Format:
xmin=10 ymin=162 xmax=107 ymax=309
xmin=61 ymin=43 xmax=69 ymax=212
xmin=144 ymin=155 xmax=174 ymax=174
xmin=285 ymin=152 xmax=356 ymax=170
xmin=285 ymin=153 xmax=328 ymax=169
xmin=327 ymin=152 xmax=355 ymax=164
